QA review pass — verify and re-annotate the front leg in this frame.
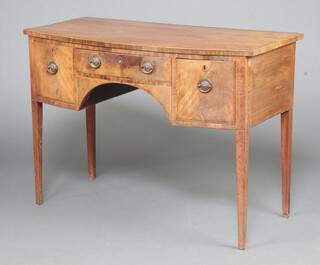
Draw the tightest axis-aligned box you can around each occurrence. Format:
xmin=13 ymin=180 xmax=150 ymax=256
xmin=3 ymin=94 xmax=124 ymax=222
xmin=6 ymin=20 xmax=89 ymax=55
xmin=86 ymin=105 xmax=96 ymax=180
xmin=235 ymin=129 xmax=249 ymax=250
xmin=281 ymin=109 xmax=293 ymax=217
xmin=31 ymin=101 xmax=43 ymax=205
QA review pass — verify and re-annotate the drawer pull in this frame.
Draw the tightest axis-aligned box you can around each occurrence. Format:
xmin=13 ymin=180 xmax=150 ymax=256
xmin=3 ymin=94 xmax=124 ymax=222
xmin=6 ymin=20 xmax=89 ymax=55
xmin=89 ymin=54 xmax=101 ymax=69
xmin=47 ymin=61 xmax=58 ymax=75
xmin=140 ymin=60 xmax=154 ymax=74
xmin=197 ymin=78 xmax=213 ymax=93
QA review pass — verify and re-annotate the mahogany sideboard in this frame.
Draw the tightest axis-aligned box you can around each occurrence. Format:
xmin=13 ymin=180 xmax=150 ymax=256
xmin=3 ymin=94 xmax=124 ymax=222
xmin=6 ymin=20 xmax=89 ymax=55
xmin=23 ymin=17 xmax=303 ymax=249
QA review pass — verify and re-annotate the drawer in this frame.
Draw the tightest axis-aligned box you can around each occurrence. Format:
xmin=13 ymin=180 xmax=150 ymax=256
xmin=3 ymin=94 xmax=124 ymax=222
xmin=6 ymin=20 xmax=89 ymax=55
xmin=32 ymin=41 xmax=75 ymax=104
xmin=74 ymin=49 xmax=172 ymax=83
xmin=176 ymin=59 xmax=235 ymax=124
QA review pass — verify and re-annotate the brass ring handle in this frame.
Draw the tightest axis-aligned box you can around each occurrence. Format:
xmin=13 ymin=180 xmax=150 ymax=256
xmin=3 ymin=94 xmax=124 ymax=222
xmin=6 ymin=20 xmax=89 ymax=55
xmin=197 ymin=78 xmax=213 ymax=93
xmin=140 ymin=60 xmax=154 ymax=74
xmin=89 ymin=54 xmax=101 ymax=69
xmin=47 ymin=61 xmax=58 ymax=75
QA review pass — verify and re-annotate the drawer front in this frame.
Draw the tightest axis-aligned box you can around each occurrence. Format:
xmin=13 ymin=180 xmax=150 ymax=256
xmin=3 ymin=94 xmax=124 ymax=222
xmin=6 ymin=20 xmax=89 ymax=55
xmin=74 ymin=49 xmax=172 ymax=83
xmin=32 ymin=41 xmax=75 ymax=104
xmin=176 ymin=59 xmax=235 ymax=124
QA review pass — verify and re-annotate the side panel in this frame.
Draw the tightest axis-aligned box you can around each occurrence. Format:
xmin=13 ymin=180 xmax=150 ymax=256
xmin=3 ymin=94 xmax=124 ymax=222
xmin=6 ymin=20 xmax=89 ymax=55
xmin=249 ymin=44 xmax=295 ymax=127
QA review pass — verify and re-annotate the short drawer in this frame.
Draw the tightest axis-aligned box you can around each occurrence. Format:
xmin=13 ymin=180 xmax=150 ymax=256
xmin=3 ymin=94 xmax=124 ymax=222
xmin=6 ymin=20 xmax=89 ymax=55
xmin=175 ymin=59 xmax=235 ymax=124
xmin=32 ymin=41 xmax=75 ymax=104
xmin=74 ymin=49 xmax=172 ymax=83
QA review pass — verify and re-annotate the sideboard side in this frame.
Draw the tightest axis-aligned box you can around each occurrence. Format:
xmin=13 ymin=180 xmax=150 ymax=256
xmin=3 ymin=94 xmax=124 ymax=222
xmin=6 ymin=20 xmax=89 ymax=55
xmin=248 ymin=44 xmax=296 ymax=127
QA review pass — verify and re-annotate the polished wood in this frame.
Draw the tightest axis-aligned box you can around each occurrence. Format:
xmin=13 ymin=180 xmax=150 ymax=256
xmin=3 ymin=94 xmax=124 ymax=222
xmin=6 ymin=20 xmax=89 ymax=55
xmin=86 ymin=105 xmax=96 ymax=180
xmin=32 ymin=39 xmax=75 ymax=106
xmin=281 ymin=109 xmax=293 ymax=217
xmin=28 ymin=37 xmax=173 ymax=114
xmin=23 ymin=17 xmax=303 ymax=56
xmin=235 ymin=129 xmax=249 ymax=250
xmin=74 ymin=49 xmax=172 ymax=83
xmin=31 ymin=101 xmax=43 ymax=205
xmin=249 ymin=44 xmax=296 ymax=127
xmin=24 ymin=18 xmax=303 ymax=249
xmin=176 ymin=59 xmax=235 ymax=124
xmin=235 ymin=57 xmax=250 ymax=130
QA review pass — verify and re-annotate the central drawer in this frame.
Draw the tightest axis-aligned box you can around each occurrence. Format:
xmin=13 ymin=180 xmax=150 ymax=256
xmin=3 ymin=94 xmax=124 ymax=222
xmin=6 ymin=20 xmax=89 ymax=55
xmin=74 ymin=49 xmax=172 ymax=83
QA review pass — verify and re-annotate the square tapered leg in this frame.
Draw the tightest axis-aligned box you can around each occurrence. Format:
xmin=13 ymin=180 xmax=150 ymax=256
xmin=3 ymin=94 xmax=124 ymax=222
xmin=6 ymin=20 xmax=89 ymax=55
xmin=281 ymin=109 xmax=293 ymax=217
xmin=31 ymin=101 xmax=43 ymax=205
xmin=86 ymin=105 xmax=96 ymax=180
xmin=235 ymin=129 xmax=249 ymax=250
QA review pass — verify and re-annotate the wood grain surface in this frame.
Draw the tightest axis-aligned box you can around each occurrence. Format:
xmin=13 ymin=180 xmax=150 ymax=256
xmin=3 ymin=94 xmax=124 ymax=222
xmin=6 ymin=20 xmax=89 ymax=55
xmin=249 ymin=44 xmax=296 ymax=127
xmin=74 ymin=49 xmax=172 ymax=83
xmin=24 ymin=17 xmax=303 ymax=56
xmin=176 ymin=59 xmax=235 ymax=124
xmin=32 ymin=40 xmax=75 ymax=105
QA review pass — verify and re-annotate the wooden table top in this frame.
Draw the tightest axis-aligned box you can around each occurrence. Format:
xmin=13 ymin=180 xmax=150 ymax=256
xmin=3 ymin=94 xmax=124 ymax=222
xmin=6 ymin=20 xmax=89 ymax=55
xmin=24 ymin=17 xmax=303 ymax=56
